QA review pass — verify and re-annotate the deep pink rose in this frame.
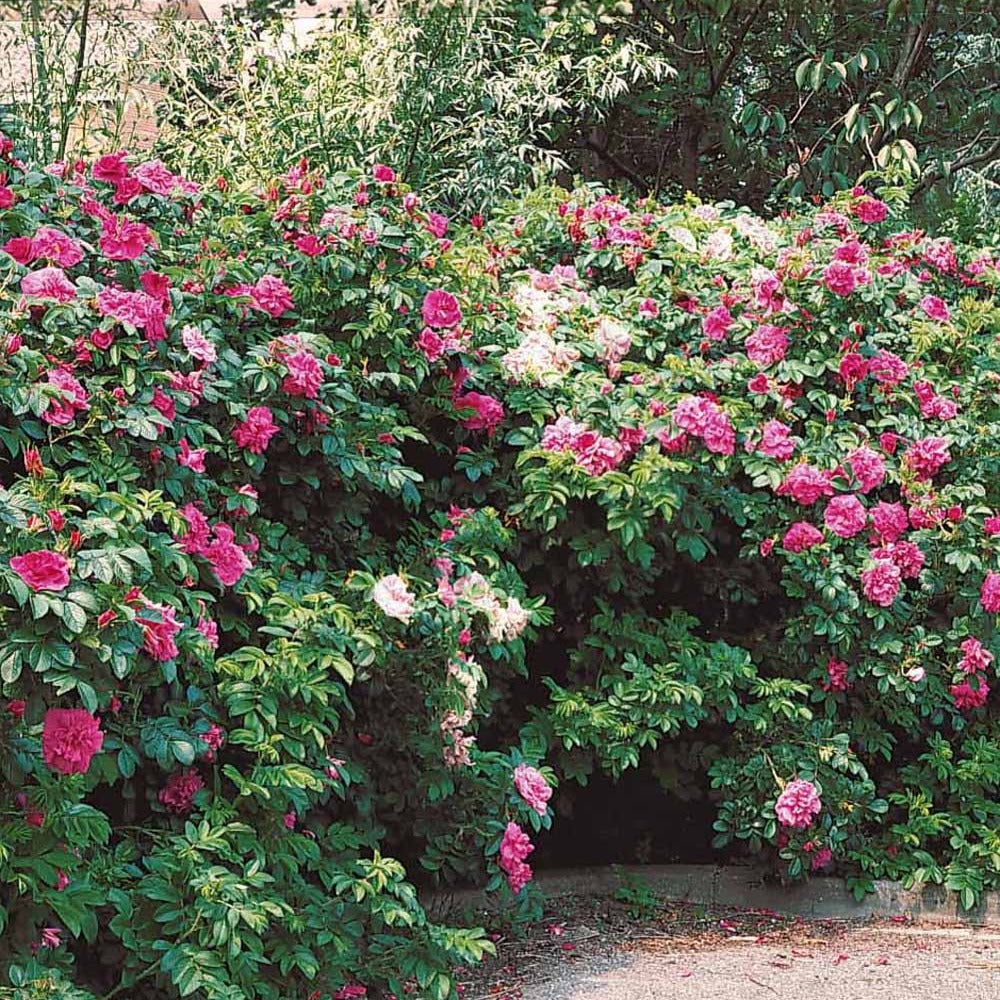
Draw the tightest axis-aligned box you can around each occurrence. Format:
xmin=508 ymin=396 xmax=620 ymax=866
xmin=3 ymin=236 xmax=34 ymax=264
xmin=10 ymin=550 xmax=70 ymax=591
xmin=782 ymin=521 xmax=824 ymax=553
xmin=847 ymin=446 xmax=885 ymax=493
xmin=862 ymin=558 xmax=902 ymax=607
xmin=31 ymin=227 xmax=84 ymax=267
xmin=823 ymin=260 xmax=856 ymax=296
xmin=853 ymin=197 xmax=888 ymax=223
xmin=42 ymin=708 xmax=104 ymax=774
xmin=499 ymin=821 xmax=534 ymax=894
xmin=824 ymin=494 xmax=867 ymax=538
xmin=421 ymin=290 xmax=462 ymax=329
xmin=282 ymin=351 xmax=324 ymax=398
xmin=745 ymin=325 xmax=788 ymax=367
xmin=776 ymin=464 xmax=834 ymax=505
xmin=233 ymin=407 xmax=279 ymax=454
xmin=92 ymin=151 xmax=130 ymax=185
xmin=982 ymin=571 xmax=1000 ymax=613
xmin=903 ymin=436 xmax=951 ymax=481
xmin=158 ymin=769 xmax=204 ymax=814
xmin=99 ymin=216 xmax=154 ymax=261
xmin=453 ymin=392 xmax=504 ymax=433
xmin=758 ymin=421 xmax=794 ymax=460
xmin=137 ymin=601 xmax=183 ymax=661
xmin=249 ymin=275 xmax=294 ymax=317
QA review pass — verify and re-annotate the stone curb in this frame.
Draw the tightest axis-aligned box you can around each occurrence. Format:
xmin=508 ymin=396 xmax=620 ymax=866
xmin=427 ymin=864 xmax=1000 ymax=926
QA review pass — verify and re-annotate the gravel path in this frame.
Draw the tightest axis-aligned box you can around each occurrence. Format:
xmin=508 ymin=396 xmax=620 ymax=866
xmin=530 ymin=927 xmax=1000 ymax=1000
xmin=458 ymin=894 xmax=1000 ymax=1000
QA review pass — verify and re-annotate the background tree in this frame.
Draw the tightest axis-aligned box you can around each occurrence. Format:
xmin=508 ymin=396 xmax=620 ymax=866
xmin=548 ymin=0 xmax=999 ymax=219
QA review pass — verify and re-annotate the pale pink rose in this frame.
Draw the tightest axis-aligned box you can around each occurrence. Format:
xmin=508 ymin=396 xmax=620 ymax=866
xmin=181 ymin=325 xmax=217 ymax=363
xmin=513 ymin=764 xmax=552 ymax=816
xmin=21 ymin=267 xmax=76 ymax=303
xmin=371 ymin=574 xmax=415 ymax=622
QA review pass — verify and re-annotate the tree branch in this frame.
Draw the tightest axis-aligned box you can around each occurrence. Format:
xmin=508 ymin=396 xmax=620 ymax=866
xmin=581 ymin=135 xmax=648 ymax=193
xmin=913 ymin=135 xmax=1000 ymax=195
xmin=707 ymin=0 xmax=769 ymax=100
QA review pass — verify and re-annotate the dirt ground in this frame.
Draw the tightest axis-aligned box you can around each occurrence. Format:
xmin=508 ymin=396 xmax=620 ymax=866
xmin=455 ymin=893 xmax=1000 ymax=1000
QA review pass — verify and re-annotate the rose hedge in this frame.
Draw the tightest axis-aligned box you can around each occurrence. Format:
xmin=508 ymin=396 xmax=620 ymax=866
xmin=2 ymin=137 xmax=1000 ymax=999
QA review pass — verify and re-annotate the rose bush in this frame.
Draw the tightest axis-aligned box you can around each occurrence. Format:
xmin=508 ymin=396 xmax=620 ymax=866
xmin=3 ymin=131 xmax=1000 ymax=999
xmin=0 ymin=148 xmax=551 ymax=1000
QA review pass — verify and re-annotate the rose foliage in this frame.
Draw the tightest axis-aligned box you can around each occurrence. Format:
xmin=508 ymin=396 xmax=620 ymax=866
xmin=2 ymin=140 xmax=1000 ymax=999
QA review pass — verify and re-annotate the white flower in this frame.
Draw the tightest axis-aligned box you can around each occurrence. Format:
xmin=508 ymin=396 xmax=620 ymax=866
xmin=668 ymin=226 xmax=698 ymax=252
xmin=703 ymin=230 xmax=734 ymax=261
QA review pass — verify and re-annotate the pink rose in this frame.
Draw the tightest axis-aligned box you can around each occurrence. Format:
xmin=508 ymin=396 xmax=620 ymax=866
xmin=159 ymin=769 xmax=204 ymax=814
xmin=919 ymin=295 xmax=950 ymax=323
xmin=702 ymin=306 xmax=733 ymax=341
xmin=871 ymin=502 xmax=908 ymax=542
xmin=282 ymin=351 xmax=324 ymax=398
xmin=982 ymin=571 xmax=1000 ymax=613
xmin=137 ymin=600 xmax=183 ymax=661
xmin=92 ymin=151 xmax=130 ymax=185
xmin=758 ymin=421 xmax=795 ymax=460
xmin=202 ymin=523 xmax=251 ymax=587
xmin=513 ymin=763 xmax=552 ymax=816
xmin=10 ymin=550 xmax=70 ymax=591
xmin=499 ymin=821 xmax=534 ymax=894
xmin=422 ymin=289 xmax=462 ymax=329
xmin=952 ymin=677 xmax=989 ymax=712
xmin=824 ymin=657 xmax=849 ymax=692
xmin=903 ymin=436 xmax=951 ymax=481
xmin=21 ymin=267 xmax=76 ymax=303
xmin=233 ymin=407 xmax=279 ymax=454
xmin=42 ymin=708 xmax=104 ymax=774
xmin=42 ymin=369 xmax=89 ymax=426
xmin=853 ymin=197 xmax=888 ymax=223
xmin=177 ymin=439 xmax=207 ymax=473
xmin=776 ymin=464 xmax=834 ymax=505
xmin=824 ymin=494 xmax=867 ymax=538
xmin=453 ymin=392 xmax=504 ymax=433
xmin=745 ymin=325 xmax=788 ymax=367
xmin=181 ymin=325 xmax=217 ymax=363
xmin=99 ymin=216 xmax=154 ymax=261
xmin=782 ymin=521 xmax=824 ymax=553
xmin=31 ymin=227 xmax=84 ymax=267
xmin=846 ymin=446 xmax=885 ymax=493
xmin=775 ymin=779 xmax=821 ymax=829
xmin=862 ymin=558 xmax=902 ymax=607
xmin=869 ymin=350 xmax=908 ymax=386
xmin=823 ymin=260 xmax=856 ymax=296
xmin=249 ymin=275 xmax=294 ymax=317
xmin=417 ymin=327 xmax=445 ymax=362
